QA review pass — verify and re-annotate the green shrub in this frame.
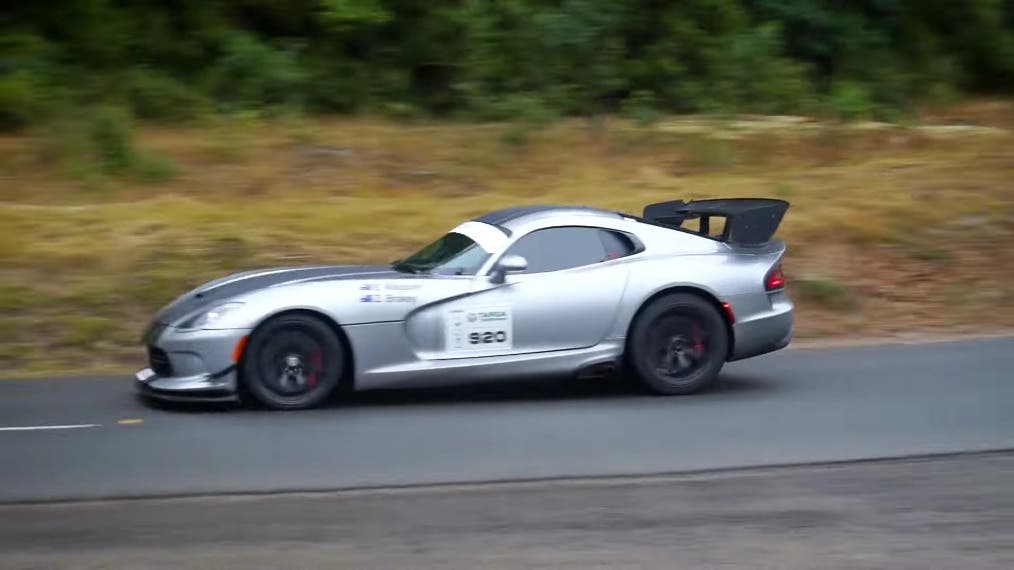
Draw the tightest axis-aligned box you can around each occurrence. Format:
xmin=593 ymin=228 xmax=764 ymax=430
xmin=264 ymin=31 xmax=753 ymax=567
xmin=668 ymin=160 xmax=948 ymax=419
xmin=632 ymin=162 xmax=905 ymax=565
xmin=0 ymin=284 xmax=36 ymax=312
xmin=35 ymin=106 xmax=177 ymax=183
xmin=717 ymin=23 xmax=817 ymax=115
xmin=207 ymin=33 xmax=307 ymax=111
xmin=622 ymin=90 xmax=663 ymax=127
xmin=3 ymin=1 xmax=1012 ymax=129
xmin=89 ymin=106 xmax=135 ymax=174
xmin=500 ymin=123 xmax=534 ymax=148
xmin=0 ymin=70 xmax=38 ymax=130
xmin=201 ymin=111 xmax=260 ymax=163
xmin=379 ymin=101 xmax=420 ymax=120
xmin=132 ymin=151 xmax=177 ymax=182
xmin=828 ymin=82 xmax=874 ymax=122
xmin=795 ymin=276 xmax=856 ymax=311
xmin=58 ymin=316 xmax=118 ymax=348
xmin=477 ymin=94 xmax=557 ymax=125
xmin=127 ymin=67 xmax=205 ymax=122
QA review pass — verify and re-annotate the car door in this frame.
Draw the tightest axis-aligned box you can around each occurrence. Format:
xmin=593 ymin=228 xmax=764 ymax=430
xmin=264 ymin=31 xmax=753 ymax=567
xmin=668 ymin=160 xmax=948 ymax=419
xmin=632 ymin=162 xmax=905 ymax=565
xmin=435 ymin=226 xmax=634 ymax=357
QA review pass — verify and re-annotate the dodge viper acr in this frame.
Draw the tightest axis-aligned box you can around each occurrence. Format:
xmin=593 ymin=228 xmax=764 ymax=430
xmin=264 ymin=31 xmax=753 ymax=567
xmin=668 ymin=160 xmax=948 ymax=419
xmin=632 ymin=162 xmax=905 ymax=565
xmin=136 ymin=198 xmax=794 ymax=409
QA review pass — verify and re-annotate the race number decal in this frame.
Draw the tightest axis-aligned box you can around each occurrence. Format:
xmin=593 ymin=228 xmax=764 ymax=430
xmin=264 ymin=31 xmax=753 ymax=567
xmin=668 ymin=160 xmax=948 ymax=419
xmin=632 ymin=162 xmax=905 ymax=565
xmin=444 ymin=307 xmax=513 ymax=352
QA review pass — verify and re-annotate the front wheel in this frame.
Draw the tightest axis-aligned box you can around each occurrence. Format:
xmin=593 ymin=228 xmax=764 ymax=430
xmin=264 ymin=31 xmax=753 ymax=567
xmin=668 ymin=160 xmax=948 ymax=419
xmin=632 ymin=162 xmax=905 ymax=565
xmin=626 ymin=294 xmax=728 ymax=395
xmin=241 ymin=313 xmax=345 ymax=410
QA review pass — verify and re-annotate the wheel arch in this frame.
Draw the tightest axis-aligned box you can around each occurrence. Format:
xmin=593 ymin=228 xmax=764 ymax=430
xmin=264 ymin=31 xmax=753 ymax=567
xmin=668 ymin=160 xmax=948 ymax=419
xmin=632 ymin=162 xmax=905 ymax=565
xmin=626 ymin=286 xmax=735 ymax=360
xmin=239 ymin=308 xmax=356 ymax=392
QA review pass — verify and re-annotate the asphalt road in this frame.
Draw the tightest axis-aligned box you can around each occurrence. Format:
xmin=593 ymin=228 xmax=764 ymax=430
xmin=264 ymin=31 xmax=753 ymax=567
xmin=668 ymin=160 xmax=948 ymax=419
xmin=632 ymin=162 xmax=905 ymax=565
xmin=1 ymin=337 xmax=1012 ymax=503
xmin=4 ymin=451 xmax=1014 ymax=569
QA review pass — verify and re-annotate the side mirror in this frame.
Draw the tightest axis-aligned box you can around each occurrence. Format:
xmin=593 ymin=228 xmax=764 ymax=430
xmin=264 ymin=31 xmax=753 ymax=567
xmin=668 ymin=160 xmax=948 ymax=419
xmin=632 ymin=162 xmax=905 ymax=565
xmin=489 ymin=254 xmax=527 ymax=284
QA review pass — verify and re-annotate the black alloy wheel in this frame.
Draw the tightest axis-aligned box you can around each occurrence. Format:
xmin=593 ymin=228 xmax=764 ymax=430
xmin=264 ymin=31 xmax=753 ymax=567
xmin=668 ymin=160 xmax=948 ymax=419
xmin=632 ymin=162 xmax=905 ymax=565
xmin=627 ymin=294 xmax=728 ymax=395
xmin=241 ymin=313 xmax=344 ymax=410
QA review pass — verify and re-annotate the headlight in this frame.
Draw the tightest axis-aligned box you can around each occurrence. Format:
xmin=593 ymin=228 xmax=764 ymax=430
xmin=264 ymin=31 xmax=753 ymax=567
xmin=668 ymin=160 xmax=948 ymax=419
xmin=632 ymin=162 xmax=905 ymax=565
xmin=179 ymin=302 xmax=245 ymax=329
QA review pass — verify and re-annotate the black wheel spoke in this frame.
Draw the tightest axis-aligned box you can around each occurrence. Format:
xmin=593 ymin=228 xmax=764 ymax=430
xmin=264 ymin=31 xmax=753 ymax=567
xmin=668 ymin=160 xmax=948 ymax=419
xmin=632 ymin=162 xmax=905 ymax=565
xmin=241 ymin=314 xmax=344 ymax=410
xmin=648 ymin=311 xmax=709 ymax=380
xmin=254 ymin=324 xmax=328 ymax=397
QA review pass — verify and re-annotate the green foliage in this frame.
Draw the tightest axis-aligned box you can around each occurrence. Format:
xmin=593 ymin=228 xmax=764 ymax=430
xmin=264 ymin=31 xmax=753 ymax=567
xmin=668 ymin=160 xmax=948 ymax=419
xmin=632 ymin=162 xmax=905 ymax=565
xmin=132 ymin=151 xmax=178 ymax=183
xmin=795 ymin=276 xmax=856 ymax=311
xmin=500 ymin=124 xmax=536 ymax=149
xmin=622 ymin=90 xmax=663 ymax=126
xmin=0 ymin=31 xmax=61 ymax=130
xmin=126 ymin=67 xmax=205 ymax=121
xmin=319 ymin=0 xmax=393 ymax=29
xmin=0 ymin=284 xmax=36 ymax=312
xmin=33 ymin=105 xmax=177 ymax=183
xmin=89 ymin=107 xmax=135 ymax=175
xmin=715 ymin=23 xmax=816 ymax=114
xmin=57 ymin=315 xmax=118 ymax=348
xmin=829 ymin=82 xmax=874 ymax=122
xmin=85 ymin=107 xmax=173 ymax=181
xmin=2 ymin=0 xmax=1012 ymax=128
xmin=480 ymin=94 xmax=558 ymax=124
xmin=0 ymin=70 xmax=39 ymax=130
xmin=207 ymin=33 xmax=308 ymax=111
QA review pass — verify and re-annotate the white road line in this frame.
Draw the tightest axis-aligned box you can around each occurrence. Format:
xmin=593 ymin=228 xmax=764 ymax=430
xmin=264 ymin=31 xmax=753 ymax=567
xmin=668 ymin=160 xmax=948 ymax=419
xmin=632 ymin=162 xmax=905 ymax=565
xmin=0 ymin=424 xmax=100 ymax=432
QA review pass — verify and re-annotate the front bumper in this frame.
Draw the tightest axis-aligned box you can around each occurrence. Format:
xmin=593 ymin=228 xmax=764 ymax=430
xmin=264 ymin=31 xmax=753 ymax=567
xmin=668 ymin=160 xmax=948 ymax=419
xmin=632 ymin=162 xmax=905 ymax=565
xmin=135 ymin=367 xmax=239 ymax=402
xmin=135 ymin=325 xmax=250 ymax=402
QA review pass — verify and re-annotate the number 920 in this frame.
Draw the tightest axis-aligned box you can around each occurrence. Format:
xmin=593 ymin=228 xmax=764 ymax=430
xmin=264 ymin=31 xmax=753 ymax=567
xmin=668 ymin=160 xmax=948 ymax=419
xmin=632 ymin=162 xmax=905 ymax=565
xmin=468 ymin=330 xmax=507 ymax=344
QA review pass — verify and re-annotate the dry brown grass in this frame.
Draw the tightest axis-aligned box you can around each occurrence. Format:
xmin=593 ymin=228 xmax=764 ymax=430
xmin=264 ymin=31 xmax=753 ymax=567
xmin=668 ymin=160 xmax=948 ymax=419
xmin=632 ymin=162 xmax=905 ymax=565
xmin=1 ymin=102 xmax=1012 ymax=375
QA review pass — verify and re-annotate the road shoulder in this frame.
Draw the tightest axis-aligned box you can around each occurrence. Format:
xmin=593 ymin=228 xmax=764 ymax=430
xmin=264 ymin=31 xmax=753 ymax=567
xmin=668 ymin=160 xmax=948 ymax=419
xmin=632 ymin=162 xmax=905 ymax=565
xmin=4 ymin=451 xmax=1014 ymax=569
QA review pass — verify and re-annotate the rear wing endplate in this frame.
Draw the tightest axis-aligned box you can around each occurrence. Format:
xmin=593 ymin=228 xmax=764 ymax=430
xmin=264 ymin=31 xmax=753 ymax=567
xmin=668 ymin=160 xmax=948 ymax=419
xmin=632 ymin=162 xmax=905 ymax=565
xmin=641 ymin=198 xmax=789 ymax=246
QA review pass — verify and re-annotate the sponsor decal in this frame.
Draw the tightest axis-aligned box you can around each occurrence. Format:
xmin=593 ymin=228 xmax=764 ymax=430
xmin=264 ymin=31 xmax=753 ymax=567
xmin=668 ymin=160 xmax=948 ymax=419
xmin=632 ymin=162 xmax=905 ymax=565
xmin=361 ymin=281 xmax=421 ymax=294
xmin=358 ymin=293 xmax=416 ymax=304
xmin=385 ymin=294 xmax=415 ymax=303
xmin=384 ymin=283 xmax=421 ymax=291
xmin=445 ymin=306 xmax=513 ymax=353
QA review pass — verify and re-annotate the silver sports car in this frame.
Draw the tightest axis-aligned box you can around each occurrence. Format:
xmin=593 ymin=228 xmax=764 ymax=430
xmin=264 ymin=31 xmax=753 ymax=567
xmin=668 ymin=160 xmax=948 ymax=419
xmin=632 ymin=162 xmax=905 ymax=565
xmin=136 ymin=198 xmax=793 ymax=409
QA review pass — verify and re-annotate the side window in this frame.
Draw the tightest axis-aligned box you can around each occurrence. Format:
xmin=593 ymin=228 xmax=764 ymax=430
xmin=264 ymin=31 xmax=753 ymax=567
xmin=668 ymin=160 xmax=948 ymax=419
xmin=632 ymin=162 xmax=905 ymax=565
xmin=598 ymin=230 xmax=637 ymax=260
xmin=503 ymin=227 xmax=635 ymax=273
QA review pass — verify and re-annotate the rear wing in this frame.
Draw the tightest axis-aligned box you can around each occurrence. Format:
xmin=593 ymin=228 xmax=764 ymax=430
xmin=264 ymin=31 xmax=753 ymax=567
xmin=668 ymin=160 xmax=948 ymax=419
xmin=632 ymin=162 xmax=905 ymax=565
xmin=641 ymin=198 xmax=789 ymax=246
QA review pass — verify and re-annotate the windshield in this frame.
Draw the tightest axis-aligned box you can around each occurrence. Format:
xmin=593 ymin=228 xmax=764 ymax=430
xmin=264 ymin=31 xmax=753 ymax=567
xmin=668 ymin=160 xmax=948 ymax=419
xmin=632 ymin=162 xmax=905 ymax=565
xmin=394 ymin=232 xmax=491 ymax=275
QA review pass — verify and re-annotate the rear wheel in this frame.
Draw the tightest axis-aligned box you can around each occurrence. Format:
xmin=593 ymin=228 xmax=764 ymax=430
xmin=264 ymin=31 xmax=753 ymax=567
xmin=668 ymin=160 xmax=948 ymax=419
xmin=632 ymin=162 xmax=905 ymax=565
xmin=626 ymin=294 xmax=728 ymax=395
xmin=241 ymin=313 xmax=344 ymax=410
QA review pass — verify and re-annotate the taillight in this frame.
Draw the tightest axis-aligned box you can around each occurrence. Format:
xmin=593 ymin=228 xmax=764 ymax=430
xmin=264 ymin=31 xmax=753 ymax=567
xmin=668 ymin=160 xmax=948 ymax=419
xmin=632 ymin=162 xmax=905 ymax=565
xmin=765 ymin=263 xmax=785 ymax=291
xmin=720 ymin=301 xmax=736 ymax=323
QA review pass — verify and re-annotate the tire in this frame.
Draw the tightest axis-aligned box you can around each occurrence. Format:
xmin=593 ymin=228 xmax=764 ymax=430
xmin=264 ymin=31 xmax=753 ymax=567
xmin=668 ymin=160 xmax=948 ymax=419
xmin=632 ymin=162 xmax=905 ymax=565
xmin=240 ymin=313 xmax=345 ymax=410
xmin=626 ymin=293 xmax=729 ymax=395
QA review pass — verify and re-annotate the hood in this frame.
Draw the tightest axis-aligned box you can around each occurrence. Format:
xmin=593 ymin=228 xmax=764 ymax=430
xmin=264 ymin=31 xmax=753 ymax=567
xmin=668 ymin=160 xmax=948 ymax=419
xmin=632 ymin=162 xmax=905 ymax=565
xmin=152 ymin=265 xmax=400 ymax=326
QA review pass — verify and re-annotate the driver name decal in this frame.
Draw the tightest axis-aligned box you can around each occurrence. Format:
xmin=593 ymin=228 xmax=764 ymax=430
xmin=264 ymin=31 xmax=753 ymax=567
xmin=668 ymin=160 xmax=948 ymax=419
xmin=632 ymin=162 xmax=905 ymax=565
xmin=445 ymin=307 xmax=513 ymax=352
xmin=358 ymin=282 xmax=420 ymax=303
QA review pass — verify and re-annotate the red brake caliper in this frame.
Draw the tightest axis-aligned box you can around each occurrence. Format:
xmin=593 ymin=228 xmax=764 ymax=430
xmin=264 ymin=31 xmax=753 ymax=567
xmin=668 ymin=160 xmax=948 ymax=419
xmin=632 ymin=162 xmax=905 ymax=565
xmin=308 ymin=350 xmax=323 ymax=387
xmin=692 ymin=322 xmax=705 ymax=356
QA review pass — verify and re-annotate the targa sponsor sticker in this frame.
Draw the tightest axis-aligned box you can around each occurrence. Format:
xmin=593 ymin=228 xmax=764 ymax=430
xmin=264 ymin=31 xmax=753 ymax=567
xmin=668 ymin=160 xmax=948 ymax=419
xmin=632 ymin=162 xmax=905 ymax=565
xmin=445 ymin=306 xmax=513 ymax=352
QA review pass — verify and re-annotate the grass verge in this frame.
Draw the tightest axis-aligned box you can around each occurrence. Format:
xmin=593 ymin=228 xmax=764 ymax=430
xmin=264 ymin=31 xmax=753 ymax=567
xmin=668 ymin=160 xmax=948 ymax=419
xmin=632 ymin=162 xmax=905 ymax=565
xmin=1 ymin=101 xmax=1012 ymax=375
